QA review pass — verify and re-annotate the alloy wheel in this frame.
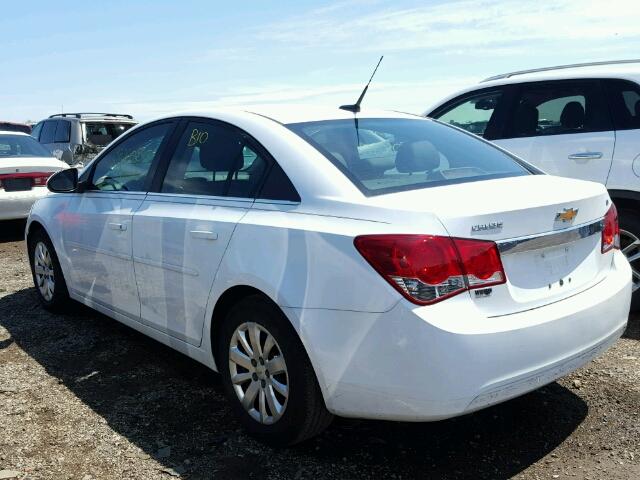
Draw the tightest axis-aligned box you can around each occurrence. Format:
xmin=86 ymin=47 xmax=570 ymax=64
xmin=34 ymin=241 xmax=55 ymax=301
xmin=228 ymin=322 xmax=289 ymax=425
xmin=620 ymin=229 xmax=640 ymax=292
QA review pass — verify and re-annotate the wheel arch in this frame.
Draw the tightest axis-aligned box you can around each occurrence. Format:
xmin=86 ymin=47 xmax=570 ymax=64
xmin=608 ymin=189 xmax=640 ymax=212
xmin=209 ymin=285 xmax=279 ymax=368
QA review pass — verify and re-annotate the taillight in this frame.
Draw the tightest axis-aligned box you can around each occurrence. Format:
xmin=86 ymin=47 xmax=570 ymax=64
xmin=354 ymin=234 xmax=506 ymax=305
xmin=0 ymin=172 xmax=53 ymax=189
xmin=601 ymin=204 xmax=620 ymax=253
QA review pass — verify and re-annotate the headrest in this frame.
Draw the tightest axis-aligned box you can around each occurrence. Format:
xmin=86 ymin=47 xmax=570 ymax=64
xmin=198 ymin=133 xmax=244 ymax=172
xmin=395 ymin=140 xmax=440 ymax=173
xmin=514 ymin=102 xmax=539 ymax=135
xmin=560 ymin=101 xmax=585 ymax=130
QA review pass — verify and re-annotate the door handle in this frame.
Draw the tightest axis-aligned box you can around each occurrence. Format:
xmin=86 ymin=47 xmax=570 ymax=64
xmin=568 ymin=152 xmax=603 ymax=160
xmin=190 ymin=230 xmax=218 ymax=240
xmin=108 ymin=222 xmax=127 ymax=231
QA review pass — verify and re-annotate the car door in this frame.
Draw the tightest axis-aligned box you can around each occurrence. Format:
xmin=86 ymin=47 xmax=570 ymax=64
xmin=52 ymin=119 xmax=72 ymax=164
xmin=131 ymin=119 xmax=270 ymax=346
xmin=494 ymin=80 xmax=615 ymax=183
xmin=61 ymin=121 xmax=176 ymax=319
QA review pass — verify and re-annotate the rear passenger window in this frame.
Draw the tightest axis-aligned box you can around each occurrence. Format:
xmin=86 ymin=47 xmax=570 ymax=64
xmin=54 ymin=120 xmax=71 ymax=143
xmin=39 ymin=121 xmax=57 ymax=144
xmin=509 ymin=81 xmax=611 ymax=137
xmin=161 ymin=122 xmax=268 ymax=198
xmin=605 ymin=79 xmax=640 ymax=130
xmin=433 ymin=90 xmax=503 ymax=138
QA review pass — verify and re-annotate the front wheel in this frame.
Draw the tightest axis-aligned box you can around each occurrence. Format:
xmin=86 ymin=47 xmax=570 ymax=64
xmin=28 ymin=229 xmax=71 ymax=312
xmin=618 ymin=209 xmax=640 ymax=312
xmin=218 ymin=295 xmax=332 ymax=446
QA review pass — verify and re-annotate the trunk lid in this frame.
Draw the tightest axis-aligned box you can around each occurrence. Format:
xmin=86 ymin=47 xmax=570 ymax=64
xmin=369 ymin=175 xmax=612 ymax=314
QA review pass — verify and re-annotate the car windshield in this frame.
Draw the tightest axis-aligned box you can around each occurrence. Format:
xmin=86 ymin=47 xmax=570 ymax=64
xmin=287 ymin=117 xmax=534 ymax=196
xmin=0 ymin=134 xmax=53 ymax=158
xmin=83 ymin=122 xmax=135 ymax=146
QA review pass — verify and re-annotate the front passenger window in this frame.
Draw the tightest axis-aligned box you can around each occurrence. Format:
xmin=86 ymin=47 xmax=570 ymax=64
xmin=434 ymin=91 xmax=503 ymax=138
xmin=161 ymin=122 xmax=268 ymax=198
xmin=91 ymin=123 xmax=171 ymax=192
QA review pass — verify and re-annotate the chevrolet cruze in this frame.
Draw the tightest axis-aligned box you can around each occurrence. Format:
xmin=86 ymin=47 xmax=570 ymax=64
xmin=26 ymin=106 xmax=632 ymax=445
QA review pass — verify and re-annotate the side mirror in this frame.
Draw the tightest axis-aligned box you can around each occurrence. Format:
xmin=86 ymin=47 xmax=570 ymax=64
xmin=47 ymin=168 xmax=79 ymax=193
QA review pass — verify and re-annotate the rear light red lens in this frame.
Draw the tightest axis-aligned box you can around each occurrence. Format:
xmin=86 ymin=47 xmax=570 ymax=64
xmin=601 ymin=204 xmax=620 ymax=253
xmin=354 ymin=234 xmax=506 ymax=305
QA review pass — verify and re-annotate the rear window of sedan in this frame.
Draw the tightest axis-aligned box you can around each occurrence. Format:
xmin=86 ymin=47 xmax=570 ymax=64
xmin=0 ymin=134 xmax=53 ymax=158
xmin=287 ymin=118 xmax=535 ymax=196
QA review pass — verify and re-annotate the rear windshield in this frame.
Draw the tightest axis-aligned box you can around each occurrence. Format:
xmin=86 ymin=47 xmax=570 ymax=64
xmin=0 ymin=134 xmax=53 ymax=158
xmin=83 ymin=122 xmax=135 ymax=146
xmin=287 ymin=118 xmax=533 ymax=196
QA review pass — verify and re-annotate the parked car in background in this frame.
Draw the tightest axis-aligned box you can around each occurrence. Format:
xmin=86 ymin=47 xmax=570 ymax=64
xmin=0 ymin=121 xmax=32 ymax=134
xmin=26 ymin=106 xmax=630 ymax=445
xmin=31 ymin=113 xmax=137 ymax=167
xmin=0 ymin=131 xmax=67 ymax=220
xmin=426 ymin=59 xmax=640 ymax=308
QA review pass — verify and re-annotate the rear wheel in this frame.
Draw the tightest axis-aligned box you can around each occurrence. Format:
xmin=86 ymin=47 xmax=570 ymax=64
xmin=618 ymin=209 xmax=640 ymax=311
xmin=28 ymin=229 xmax=71 ymax=312
xmin=218 ymin=295 xmax=332 ymax=446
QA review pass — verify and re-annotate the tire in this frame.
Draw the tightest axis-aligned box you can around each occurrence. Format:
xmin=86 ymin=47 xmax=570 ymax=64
xmin=28 ymin=228 xmax=71 ymax=312
xmin=618 ymin=209 xmax=640 ymax=312
xmin=218 ymin=295 xmax=333 ymax=446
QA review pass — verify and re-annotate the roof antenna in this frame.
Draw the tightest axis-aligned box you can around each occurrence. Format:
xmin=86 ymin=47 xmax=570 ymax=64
xmin=340 ymin=56 xmax=383 ymax=113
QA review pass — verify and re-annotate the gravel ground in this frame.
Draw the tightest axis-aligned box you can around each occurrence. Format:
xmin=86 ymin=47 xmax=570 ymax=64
xmin=0 ymin=218 xmax=639 ymax=480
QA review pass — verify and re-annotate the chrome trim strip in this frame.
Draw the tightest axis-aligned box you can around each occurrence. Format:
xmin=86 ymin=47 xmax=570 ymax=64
xmin=497 ymin=219 xmax=603 ymax=255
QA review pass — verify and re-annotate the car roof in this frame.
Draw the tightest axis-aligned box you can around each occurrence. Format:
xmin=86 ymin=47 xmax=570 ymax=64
xmin=151 ymin=104 xmax=422 ymax=125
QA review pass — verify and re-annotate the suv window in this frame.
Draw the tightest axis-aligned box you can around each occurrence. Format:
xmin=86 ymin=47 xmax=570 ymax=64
xmin=84 ymin=122 xmax=135 ymax=147
xmin=161 ymin=121 xmax=268 ymax=198
xmin=604 ymin=79 xmax=640 ymax=130
xmin=54 ymin=120 xmax=71 ymax=143
xmin=508 ymin=81 xmax=611 ymax=137
xmin=40 ymin=121 xmax=57 ymax=144
xmin=30 ymin=122 xmax=43 ymax=140
xmin=91 ymin=123 xmax=171 ymax=192
xmin=434 ymin=90 xmax=503 ymax=138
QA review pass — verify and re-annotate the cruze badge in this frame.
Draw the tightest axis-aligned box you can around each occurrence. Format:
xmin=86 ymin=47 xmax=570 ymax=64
xmin=555 ymin=208 xmax=578 ymax=223
xmin=471 ymin=221 xmax=503 ymax=232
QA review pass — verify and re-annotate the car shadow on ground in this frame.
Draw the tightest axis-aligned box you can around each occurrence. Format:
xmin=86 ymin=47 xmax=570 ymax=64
xmin=0 ymin=219 xmax=26 ymax=243
xmin=0 ymin=287 xmax=590 ymax=479
xmin=623 ymin=312 xmax=639 ymax=340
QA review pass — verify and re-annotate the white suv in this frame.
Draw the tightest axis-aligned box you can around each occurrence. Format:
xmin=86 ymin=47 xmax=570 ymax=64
xmin=426 ymin=60 xmax=640 ymax=308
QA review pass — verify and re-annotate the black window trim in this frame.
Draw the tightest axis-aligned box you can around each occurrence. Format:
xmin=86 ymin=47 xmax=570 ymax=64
xmin=148 ymin=116 xmax=301 ymax=202
xmin=501 ymin=78 xmax=613 ymax=140
xmin=84 ymin=119 xmax=179 ymax=193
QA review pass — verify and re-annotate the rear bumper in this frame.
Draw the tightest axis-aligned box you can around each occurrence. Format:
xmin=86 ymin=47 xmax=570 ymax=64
xmin=0 ymin=188 xmax=48 ymax=220
xmin=285 ymin=250 xmax=631 ymax=421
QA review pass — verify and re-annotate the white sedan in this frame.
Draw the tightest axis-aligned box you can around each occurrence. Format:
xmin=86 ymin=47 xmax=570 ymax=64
xmin=0 ymin=131 xmax=67 ymax=220
xmin=26 ymin=107 xmax=631 ymax=445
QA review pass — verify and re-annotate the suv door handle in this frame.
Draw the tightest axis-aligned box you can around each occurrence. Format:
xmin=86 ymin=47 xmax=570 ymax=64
xmin=190 ymin=230 xmax=218 ymax=240
xmin=108 ymin=222 xmax=127 ymax=231
xmin=568 ymin=152 xmax=603 ymax=160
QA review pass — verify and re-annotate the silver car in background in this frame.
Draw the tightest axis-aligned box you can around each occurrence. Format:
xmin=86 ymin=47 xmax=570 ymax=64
xmin=31 ymin=113 xmax=137 ymax=166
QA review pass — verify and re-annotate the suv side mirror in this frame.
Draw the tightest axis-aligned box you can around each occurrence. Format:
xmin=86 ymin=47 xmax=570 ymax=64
xmin=47 ymin=168 xmax=79 ymax=193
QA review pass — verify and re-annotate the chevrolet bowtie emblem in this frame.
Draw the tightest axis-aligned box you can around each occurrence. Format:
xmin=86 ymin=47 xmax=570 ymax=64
xmin=555 ymin=208 xmax=578 ymax=223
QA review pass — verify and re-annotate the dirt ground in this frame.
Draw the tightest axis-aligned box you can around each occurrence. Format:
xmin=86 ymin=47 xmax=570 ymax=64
xmin=0 ymin=219 xmax=638 ymax=480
